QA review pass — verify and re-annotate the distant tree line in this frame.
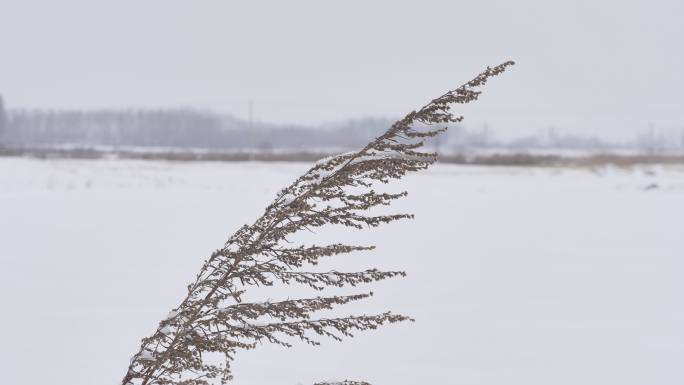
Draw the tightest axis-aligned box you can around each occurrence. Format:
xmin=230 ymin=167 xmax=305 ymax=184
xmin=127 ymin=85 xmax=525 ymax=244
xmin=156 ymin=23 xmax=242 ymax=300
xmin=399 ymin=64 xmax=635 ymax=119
xmin=0 ymin=95 xmax=682 ymax=154
xmin=0 ymin=106 xmax=395 ymax=150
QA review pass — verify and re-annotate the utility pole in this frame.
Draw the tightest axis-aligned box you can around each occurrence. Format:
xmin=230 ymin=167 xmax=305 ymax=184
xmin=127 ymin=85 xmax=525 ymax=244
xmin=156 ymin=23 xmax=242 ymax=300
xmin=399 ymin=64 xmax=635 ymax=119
xmin=0 ymin=94 xmax=6 ymax=145
xmin=247 ymin=99 xmax=255 ymax=157
xmin=647 ymin=122 xmax=655 ymax=155
xmin=482 ymin=121 xmax=489 ymax=148
xmin=248 ymin=99 xmax=254 ymax=131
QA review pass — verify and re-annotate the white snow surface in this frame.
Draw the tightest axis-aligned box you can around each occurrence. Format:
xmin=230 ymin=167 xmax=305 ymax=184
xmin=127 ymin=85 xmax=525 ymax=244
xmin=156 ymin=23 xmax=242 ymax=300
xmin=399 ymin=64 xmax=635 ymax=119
xmin=1 ymin=158 xmax=683 ymax=385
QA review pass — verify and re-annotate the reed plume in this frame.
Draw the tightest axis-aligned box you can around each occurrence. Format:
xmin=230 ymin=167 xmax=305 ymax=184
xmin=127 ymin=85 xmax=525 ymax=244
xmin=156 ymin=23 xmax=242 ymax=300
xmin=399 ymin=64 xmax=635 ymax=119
xmin=121 ymin=61 xmax=514 ymax=385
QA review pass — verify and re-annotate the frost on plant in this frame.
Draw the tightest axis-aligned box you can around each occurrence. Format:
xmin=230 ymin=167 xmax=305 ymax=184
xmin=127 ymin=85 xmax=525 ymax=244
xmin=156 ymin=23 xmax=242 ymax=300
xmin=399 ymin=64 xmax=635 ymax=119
xmin=121 ymin=61 xmax=514 ymax=385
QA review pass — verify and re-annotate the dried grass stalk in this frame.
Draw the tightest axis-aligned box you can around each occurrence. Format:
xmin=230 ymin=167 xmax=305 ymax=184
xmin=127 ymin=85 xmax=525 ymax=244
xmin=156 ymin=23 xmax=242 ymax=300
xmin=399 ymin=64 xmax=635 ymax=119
xmin=121 ymin=61 xmax=514 ymax=385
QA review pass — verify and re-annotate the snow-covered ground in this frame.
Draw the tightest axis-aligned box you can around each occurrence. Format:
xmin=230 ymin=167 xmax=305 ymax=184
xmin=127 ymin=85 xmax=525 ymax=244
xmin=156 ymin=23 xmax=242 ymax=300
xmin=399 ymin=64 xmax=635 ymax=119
xmin=1 ymin=158 xmax=683 ymax=385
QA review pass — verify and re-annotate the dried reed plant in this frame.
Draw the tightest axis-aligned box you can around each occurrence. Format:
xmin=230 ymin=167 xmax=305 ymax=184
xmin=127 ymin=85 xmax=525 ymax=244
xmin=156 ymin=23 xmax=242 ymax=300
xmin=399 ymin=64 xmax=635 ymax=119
xmin=121 ymin=61 xmax=514 ymax=385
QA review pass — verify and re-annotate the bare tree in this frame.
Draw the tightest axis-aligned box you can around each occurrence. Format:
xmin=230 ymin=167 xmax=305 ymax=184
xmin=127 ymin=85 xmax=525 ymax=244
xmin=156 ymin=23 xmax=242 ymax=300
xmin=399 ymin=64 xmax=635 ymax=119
xmin=121 ymin=61 xmax=515 ymax=385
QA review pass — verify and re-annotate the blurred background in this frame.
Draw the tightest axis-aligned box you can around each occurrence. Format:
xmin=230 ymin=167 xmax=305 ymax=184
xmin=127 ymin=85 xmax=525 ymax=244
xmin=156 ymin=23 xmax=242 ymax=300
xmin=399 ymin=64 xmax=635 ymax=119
xmin=1 ymin=1 xmax=683 ymax=385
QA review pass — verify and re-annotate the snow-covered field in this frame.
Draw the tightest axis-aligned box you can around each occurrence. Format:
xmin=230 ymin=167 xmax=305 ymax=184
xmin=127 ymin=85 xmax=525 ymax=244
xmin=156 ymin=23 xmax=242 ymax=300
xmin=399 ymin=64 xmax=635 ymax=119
xmin=1 ymin=158 xmax=683 ymax=385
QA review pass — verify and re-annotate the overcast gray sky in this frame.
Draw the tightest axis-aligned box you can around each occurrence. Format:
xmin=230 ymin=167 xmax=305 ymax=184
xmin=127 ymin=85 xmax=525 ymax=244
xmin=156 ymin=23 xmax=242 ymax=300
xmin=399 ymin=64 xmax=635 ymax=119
xmin=1 ymin=0 xmax=682 ymax=139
